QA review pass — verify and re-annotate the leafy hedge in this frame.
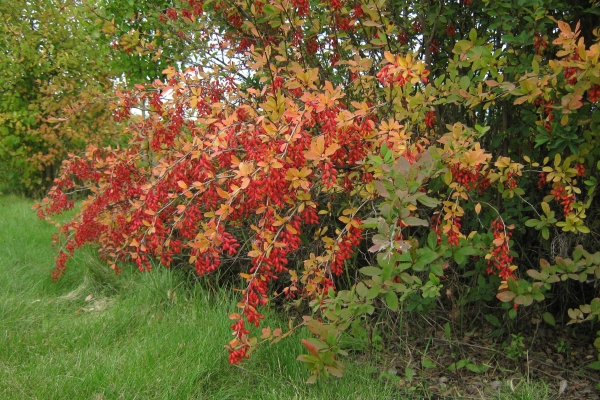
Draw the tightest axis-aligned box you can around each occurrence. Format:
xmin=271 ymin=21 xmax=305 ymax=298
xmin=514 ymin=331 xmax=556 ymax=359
xmin=36 ymin=0 xmax=600 ymax=379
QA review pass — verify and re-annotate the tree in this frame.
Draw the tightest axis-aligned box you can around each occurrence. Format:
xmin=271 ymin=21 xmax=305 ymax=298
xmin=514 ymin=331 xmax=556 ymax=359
xmin=38 ymin=0 xmax=600 ymax=379
xmin=0 ymin=0 xmax=122 ymax=194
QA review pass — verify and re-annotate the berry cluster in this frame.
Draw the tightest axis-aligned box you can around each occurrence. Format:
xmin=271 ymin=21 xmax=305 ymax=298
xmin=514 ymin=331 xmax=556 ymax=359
xmin=588 ymin=84 xmax=600 ymax=103
xmin=352 ymin=3 xmax=364 ymax=18
xmin=425 ymin=111 xmax=436 ymax=127
xmin=165 ymin=8 xmax=178 ymax=20
xmin=486 ymin=219 xmax=515 ymax=281
xmin=376 ymin=64 xmax=415 ymax=87
xmin=534 ymin=32 xmax=547 ymax=55
xmin=505 ymin=172 xmax=518 ymax=190
xmin=306 ymin=38 xmax=319 ymax=54
xmin=335 ymin=15 xmax=352 ymax=32
xmin=551 ymin=184 xmax=574 ymax=216
xmin=330 ymin=220 xmax=363 ymax=276
xmin=430 ymin=39 xmax=440 ymax=55
xmin=398 ymin=32 xmax=409 ymax=46
xmin=537 ymin=172 xmax=548 ymax=189
xmin=445 ymin=217 xmax=462 ymax=247
xmin=412 ymin=21 xmax=422 ymax=33
xmin=329 ymin=0 xmax=343 ymax=10
xmin=187 ymin=0 xmax=204 ymax=16
xmin=574 ymin=163 xmax=585 ymax=177
xmin=563 ymin=55 xmax=581 ymax=85
xmin=292 ymin=0 xmax=309 ymax=16
xmin=450 ymin=163 xmax=491 ymax=192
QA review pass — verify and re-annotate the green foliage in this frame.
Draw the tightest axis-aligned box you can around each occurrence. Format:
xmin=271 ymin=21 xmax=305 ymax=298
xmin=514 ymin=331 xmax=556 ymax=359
xmin=0 ymin=0 xmax=123 ymax=194
xmin=94 ymin=0 xmax=190 ymax=83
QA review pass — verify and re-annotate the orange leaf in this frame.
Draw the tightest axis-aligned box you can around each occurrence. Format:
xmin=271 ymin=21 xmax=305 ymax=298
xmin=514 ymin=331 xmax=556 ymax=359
xmin=305 ymin=135 xmax=325 ymax=160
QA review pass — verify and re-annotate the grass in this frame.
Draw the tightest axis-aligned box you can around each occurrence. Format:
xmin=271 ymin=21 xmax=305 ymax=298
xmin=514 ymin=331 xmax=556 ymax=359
xmin=0 ymin=195 xmax=559 ymax=399
xmin=0 ymin=195 xmax=398 ymax=399
xmin=493 ymin=380 xmax=552 ymax=400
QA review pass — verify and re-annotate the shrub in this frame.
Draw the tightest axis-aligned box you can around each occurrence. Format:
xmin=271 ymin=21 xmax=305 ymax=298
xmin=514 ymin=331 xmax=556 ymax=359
xmin=36 ymin=0 xmax=600 ymax=380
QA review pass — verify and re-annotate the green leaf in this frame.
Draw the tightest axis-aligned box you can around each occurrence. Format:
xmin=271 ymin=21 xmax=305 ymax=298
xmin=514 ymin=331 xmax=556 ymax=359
xmin=417 ymin=195 xmax=440 ymax=208
xmin=355 ymin=282 xmax=368 ymax=298
xmin=444 ymin=322 xmax=451 ymax=340
xmin=459 ymin=75 xmax=470 ymax=90
xmin=365 ymin=284 xmax=381 ymax=300
xmin=577 ymin=225 xmax=590 ymax=234
xmin=429 ymin=261 xmax=444 ymax=276
xmin=404 ymin=367 xmax=414 ymax=382
xmin=361 ymin=217 xmax=378 ymax=228
xmin=417 ymin=248 xmax=439 ymax=265
xmin=526 ymin=269 xmax=544 ymax=280
xmin=385 ymin=290 xmax=399 ymax=311
xmin=453 ymin=253 xmax=465 ymax=265
xmin=485 ymin=314 xmax=502 ymax=328
xmin=453 ymin=246 xmax=478 ymax=265
xmin=466 ymin=363 xmax=486 ymax=373
xmin=403 ymin=216 xmax=429 ymax=227
xmin=542 ymin=312 xmax=556 ymax=327
xmin=525 ymin=218 xmax=539 ymax=227
xmin=587 ymin=361 xmax=600 ymax=370
xmin=427 ymin=231 xmax=438 ymax=249
xmin=542 ymin=227 xmax=550 ymax=240
xmin=359 ymin=266 xmax=382 ymax=276
xmin=469 ymin=28 xmax=477 ymax=42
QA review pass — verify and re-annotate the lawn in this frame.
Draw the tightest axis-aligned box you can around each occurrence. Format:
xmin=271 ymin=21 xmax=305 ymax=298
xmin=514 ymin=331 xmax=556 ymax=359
xmin=0 ymin=195 xmax=563 ymax=399
xmin=0 ymin=195 xmax=400 ymax=399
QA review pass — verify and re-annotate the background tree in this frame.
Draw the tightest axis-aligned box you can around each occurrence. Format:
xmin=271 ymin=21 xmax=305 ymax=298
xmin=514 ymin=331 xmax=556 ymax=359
xmin=0 ymin=0 xmax=123 ymax=195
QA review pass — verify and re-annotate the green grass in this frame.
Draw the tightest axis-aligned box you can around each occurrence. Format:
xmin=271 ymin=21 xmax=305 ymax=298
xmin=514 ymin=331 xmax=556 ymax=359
xmin=494 ymin=380 xmax=551 ymax=400
xmin=0 ymin=195 xmax=562 ymax=399
xmin=0 ymin=196 xmax=398 ymax=399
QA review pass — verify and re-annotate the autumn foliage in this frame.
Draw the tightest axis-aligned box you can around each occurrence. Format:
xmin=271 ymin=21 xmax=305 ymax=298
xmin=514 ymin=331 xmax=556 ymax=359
xmin=36 ymin=0 xmax=600 ymax=379
xmin=0 ymin=0 xmax=125 ymax=194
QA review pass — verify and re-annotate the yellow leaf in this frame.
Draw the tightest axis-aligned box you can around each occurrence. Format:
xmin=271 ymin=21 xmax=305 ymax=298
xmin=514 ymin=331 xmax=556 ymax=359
xmin=271 ymin=160 xmax=284 ymax=169
xmin=216 ymin=186 xmax=229 ymax=199
xmin=305 ymin=136 xmax=325 ymax=160
xmin=324 ymin=143 xmax=340 ymax=157
xmin=238 ymin=161 xmax=254 ymax=176
xmin=541 ymin=202 xmax=551 ymax=215
xmin=444 ymin=170 xmax=453 ymax=186
xmin=384 ymin=51 xmax=396 ymax=64
xmin=474 ymin=203 xmax=481 ymax=214
xmin=248 ymin=250 xmax=262 ymax=258
xmin=339 ymin=216 xmax=351 ymax=224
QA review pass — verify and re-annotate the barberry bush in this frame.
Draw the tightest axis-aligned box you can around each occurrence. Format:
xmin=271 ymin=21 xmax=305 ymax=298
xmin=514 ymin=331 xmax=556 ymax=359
xmin=36 ymin=0 xmax=600 ymax=379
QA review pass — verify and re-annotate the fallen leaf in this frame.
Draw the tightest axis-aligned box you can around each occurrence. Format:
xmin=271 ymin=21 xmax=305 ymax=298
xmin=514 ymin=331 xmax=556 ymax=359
xmin=558 ymin=379 xmax=568 ymax=396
